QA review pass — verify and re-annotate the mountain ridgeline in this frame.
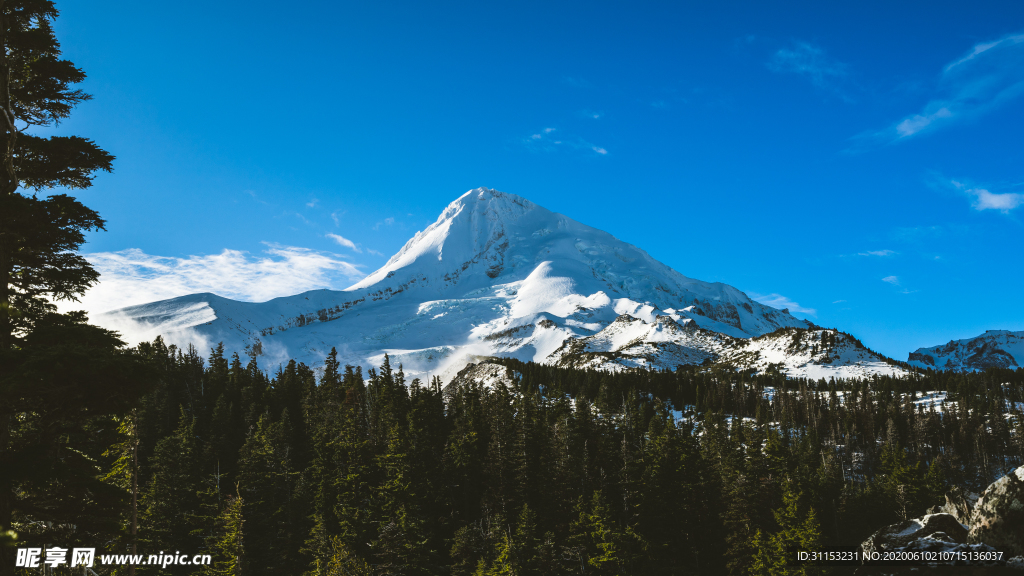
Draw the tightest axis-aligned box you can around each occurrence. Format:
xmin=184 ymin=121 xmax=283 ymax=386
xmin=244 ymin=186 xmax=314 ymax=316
xmin=99 ymin=188 xmax=915 ymax=380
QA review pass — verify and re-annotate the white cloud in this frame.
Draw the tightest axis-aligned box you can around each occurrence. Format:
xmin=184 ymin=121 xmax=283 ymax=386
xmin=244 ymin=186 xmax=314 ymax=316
xmin=748 ymin=292 xmax=817 ymax=316
xmin=871 ymin=32 xmax=1024 ymax=142
xmin=326 ymin=233 xmax=361 ymax=252
xmin=60 ymin=244 xmax=365 ymax=317
xmin=895 ymin=107 xmax=953 ymax=137
xmin=373 ymin=217 xmax=396 ymax=230
xmin=857 ymin=249 xmax=897 ymax=257
xmin=524 ymin=127 xmax=608 ymax=156
xmin=950 ymin=179 xmax=1024 ymax=213
xmin=971 ymin=188 xmax=1024 ymax=211
xmin=882 ymin=275 xmax=900 ymax=286
xmin=306 ymin=198 xmax=319 ymax=208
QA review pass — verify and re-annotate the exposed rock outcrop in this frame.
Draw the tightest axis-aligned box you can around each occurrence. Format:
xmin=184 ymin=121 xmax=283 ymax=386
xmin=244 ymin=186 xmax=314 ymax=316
xmin=942 ymin=485 xmax=980 ymax=525
xmin=860 ymin=513 xmax=967 ymax=557
xmin=969 ymin=466 xmax=1024 ymax=557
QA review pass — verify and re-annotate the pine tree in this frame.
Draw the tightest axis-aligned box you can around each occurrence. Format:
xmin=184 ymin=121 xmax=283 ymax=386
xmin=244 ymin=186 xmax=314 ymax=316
xmin=749 ymin=481 xmax=822 ymax=576
xmin=1 ymin=312 xmax=151 ymax=573
xmin=486 ymin=504 xmax=540 ymax=576
xmin=0 ymin=5 xmax=130 ymax=572
xmin=102 ymin=409 xmax=141 ymax=575
xmin=236 ymin=415 xmax=302 ymax=576
xmin=140 ymin=409 xmax=207 ymax=573
xmin=203 ymin=493 xmax=245 ymax=576
xmin=0 ymin=0 xmax=114 ymax=350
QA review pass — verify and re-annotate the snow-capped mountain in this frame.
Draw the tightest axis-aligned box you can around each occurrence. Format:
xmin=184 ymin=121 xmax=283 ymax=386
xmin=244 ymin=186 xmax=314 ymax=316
xmin=98 ymin=188 xmax=905 ymax=380
xmin=909 ymin=330 xmax=1024 ymax=371
xmin=549 ymin=317 xmax=907 ymax=379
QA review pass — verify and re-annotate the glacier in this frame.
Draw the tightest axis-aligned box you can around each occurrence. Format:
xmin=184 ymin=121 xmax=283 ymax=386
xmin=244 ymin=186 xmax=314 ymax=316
xmin=98 ymin=188 xmax=908 ymax=380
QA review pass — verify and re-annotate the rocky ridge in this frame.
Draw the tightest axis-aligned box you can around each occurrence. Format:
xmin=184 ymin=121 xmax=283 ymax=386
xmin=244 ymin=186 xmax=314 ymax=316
xmin=909 ymin=330 xmax=1024 ymax=371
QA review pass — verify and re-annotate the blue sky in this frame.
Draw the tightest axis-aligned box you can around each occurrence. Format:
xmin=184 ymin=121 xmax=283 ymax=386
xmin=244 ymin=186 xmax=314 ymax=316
xmin=49 ymin=0 xmax=1024 ymax=359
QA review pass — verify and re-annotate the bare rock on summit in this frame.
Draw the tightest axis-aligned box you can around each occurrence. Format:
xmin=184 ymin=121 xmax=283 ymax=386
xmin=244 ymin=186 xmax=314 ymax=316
xmin=443 ymin=361 xmax=517 ymax=397
xmin=969 ymin=466 xmax=1024 ymax=557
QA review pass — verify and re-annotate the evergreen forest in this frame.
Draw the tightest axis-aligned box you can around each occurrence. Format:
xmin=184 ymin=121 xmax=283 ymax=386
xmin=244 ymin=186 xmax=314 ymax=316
xmin=1 ymin=2 xmax=1023 ymax=575
xmin=12 ymin=340 xmax=1020 ymax=575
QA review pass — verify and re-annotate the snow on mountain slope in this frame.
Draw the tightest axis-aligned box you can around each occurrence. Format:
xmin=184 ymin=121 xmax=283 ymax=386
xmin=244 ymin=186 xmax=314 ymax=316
xmin=722 ymin=327 xmax=909 ymax=379
xmin=548 ymin=316 xmax=908 ymax=379
xmin=97 ymin=187 xmax=823 ymax=379
xmin=908 ymin=330 xmax=1024 ymax=371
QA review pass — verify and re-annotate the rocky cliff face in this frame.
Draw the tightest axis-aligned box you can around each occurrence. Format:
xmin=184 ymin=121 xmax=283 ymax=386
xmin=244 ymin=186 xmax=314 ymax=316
xmin=909 ymin=330 xmax=1024 ymax=371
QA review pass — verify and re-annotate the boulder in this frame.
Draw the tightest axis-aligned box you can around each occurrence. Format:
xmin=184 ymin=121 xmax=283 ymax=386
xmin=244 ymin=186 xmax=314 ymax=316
xmin=941 ymin=485 xmax=980 ymax=525
xmin=861 ymin=513 xmax=968 ymax=557
xmin=969 ymin=466 xmax=1024 ymax=557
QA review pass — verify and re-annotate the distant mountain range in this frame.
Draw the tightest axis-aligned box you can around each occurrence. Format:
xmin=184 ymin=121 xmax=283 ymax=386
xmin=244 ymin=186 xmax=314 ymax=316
xmin=97 ymin=188 xmax=1013 ymax=380
xmin=909 ymin=330 xmax=1023 ymax=371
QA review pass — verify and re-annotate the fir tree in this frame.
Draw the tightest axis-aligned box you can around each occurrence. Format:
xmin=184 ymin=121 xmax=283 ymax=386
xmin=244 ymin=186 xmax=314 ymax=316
xmin=749 ymin=481 xmax=822 ymax=576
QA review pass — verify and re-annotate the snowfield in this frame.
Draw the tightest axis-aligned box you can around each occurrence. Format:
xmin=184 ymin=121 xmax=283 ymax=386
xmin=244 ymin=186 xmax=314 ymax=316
xmin=98 ymin=188 xmax=908 ymax=381
xmin=909 ymin=330 xmax=1024 ymax=371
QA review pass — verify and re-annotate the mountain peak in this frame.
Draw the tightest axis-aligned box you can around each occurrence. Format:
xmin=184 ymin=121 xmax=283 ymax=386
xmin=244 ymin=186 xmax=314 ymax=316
xmin=909 ymin=330 xmax=1023 ymax=371
xmin=347 ymin=187 xmax=542 ymax=291
xmin=445 ymin=187 xmax=537 ymax=223
xmin=101 ymin=187 xmax=822 ymax=380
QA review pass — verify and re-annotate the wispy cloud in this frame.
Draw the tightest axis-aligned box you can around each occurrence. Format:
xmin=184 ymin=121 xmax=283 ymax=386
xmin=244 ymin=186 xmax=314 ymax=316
xmin=768 ymin=41 xmax=851 ymax=99
xmin=950 ymin=179 xmax=1024 ymax=213
xmin=868 ymin=32 xmax=1024 ymax=142
xmin=530 ymin=127 xmax=557 ymax=141
xmin=891 ymin=225 xmax=945 ymax=241
xmin=749 ymin=292 xmax=817 ymax=316
xmin=373 ymin=217 xmax=396 ymax=231
xmin=326 ymin=233 xmax=361 ymax=252
xmin=60 ymin=244 xmax=366 ymax=317
xmin=306 ymin=198 xmax=319 ymax=208
xmin=857 ymin=249 xmax=897 ymax=257
xmin=245 ymin=189 xmax=270 ymax=206
xmin=881 ymin=275 xmax=917 ymax=294
xmin=524 ymin=127 xmax=608 ymax=156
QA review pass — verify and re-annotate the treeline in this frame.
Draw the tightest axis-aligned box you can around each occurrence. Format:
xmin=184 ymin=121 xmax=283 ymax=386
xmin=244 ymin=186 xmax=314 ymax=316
xmin=16 ymin=343 xmax=1015 ymax=575
xmin=6 ymin=333 xmax=1022 ymax=576
xmin=115 ymin=342 xmax=722 ymax=575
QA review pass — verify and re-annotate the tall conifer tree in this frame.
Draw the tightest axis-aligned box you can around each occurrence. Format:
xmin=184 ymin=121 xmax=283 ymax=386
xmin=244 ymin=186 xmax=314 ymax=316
xmin=0 ymin=4 xmax=138 ymax=574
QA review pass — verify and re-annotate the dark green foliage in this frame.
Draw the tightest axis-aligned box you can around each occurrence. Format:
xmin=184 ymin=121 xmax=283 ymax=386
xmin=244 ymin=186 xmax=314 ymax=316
xmin=1 ymin=313 xmax=153 ymax=573
xmin=10 ymin=326 xmax=1024 ymax=576
xmin=0 ymin=6 xmax=126 ymax=572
